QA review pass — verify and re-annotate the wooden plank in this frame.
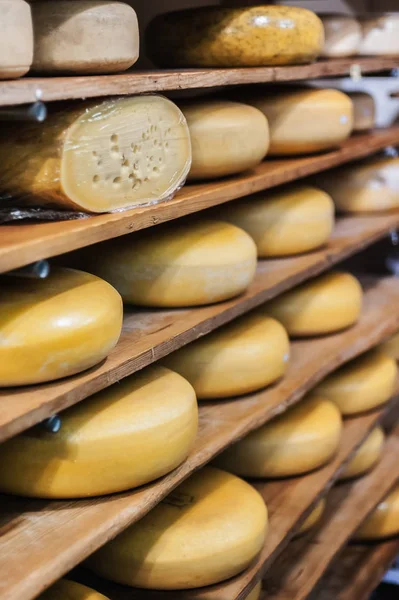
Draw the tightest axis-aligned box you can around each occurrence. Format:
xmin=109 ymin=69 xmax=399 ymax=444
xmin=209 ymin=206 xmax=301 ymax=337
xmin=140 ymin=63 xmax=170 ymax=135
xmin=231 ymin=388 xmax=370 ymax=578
xmin=0 ymin=277 xmax=398 ymax=600
xmin=1 ymin=218 xmax=399 ymax=444
xmin=0 ymin=126 xmax=398 ymax=275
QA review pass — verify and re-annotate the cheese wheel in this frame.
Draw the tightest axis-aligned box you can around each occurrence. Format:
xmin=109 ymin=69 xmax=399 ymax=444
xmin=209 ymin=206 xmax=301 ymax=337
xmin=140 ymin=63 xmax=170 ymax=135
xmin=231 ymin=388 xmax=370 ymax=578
xmin=0 ymin=0 xmax=33 ymax=79
xmin=247 ymin=583 xmax=262 ymax=600
xmin=80 ymin=220 xmax=257 ymax=307
xmin=348 ymin=92 xmax=376 ymax=132
xmin=0 ymin=366 xmax=198 ymax=498
xmin=163 ymin=314 xmax=290 ymax=399
xmin=380 ymin=331 xmax=399 ymax=360
xmin=353 ymin=485 xmax=399 ymax=541
xmin=86 ymin=466 xmax=268 ymax=589
xmin=339 ymin=426 xmax=385 ymax=481
xmin=218 ymin=185 xmax=334 ymax=257
xmin=146 ymin=6 xmax=324 ymax=68
xmin=294 ymin=498 xmax=326 ymax=538
xmin=0 ymin=267 xmax=122 ymax=387
xmin=214 ymin=396 xmax=342 ymax=478
xmin=317 ymin=157 xmax=399 ymax=213
xmin=320 ymin=15 xmax=362 ymax=57
xmin=358 ymin=14 xmax=399 ymax=56
xmin=243 ymin=89 xmax=353 ymax=156
xmin=313 ymin=350 xmax=397 ymax=416
xmin=38 ymin=579 xmax=109 ymax=600
xmin=0 ymin=96 xmax=191 ymax=213
xmin=180 ymin=100 xmax=269 ymax=181
xmin=264 ymin=272 xmax=362 ymax=337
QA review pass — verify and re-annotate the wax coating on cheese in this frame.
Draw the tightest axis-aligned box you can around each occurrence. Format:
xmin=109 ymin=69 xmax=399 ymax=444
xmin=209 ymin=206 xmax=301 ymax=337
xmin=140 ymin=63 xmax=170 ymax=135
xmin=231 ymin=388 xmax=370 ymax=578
xmin=38 ymin=579 xmax=110 ymax=600
xmin=320 ymin=14 xmax=361 ymax=57
xmin=353 ymin=485 xmax=399 ymax=540
xmin=0 ymin=0 xmax=33 ymax=79
xmin=339 ymin=426 xmax=384 ymax=481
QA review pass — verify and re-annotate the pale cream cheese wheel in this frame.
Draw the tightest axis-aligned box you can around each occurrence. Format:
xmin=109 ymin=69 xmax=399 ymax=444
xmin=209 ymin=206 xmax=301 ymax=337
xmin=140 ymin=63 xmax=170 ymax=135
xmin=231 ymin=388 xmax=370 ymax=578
xmin=320 ymin=15 xmax=362 ymax=57
xmin=348 ymin=92 xmax=376 ymax=132
xmin=38 ymin=580 xmax=110 ymax=600
xmin=294 ymin=498 xmax=326 ymax=538
xmin=353 ymin=485 xmax=399 ymax=541
xmin=0 ymin=366 xmax=198 ymax=498
xmin=380 ymin=331 xmax=399 ymax=361
xmin=86 ymin=466 xmax=268 ymax=589
xmin=339 ymin=426 xmax=385 ymax=481
xmin=0 ymin=0 xmax=33 ymax=79
xmin=163 ymin=313 xmax=290 ymax=399
xmin=358 ymin=14 xmax=399 ymax=56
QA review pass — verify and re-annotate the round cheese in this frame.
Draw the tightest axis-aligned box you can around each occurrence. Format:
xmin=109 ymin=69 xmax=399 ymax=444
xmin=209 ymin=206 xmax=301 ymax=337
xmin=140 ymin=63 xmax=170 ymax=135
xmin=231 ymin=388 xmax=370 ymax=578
xmin=348 ymin=92 xmax=376 ymax=132
xmin=314 ymin=350 xmax=397 ymax=415
xmin=320 ymin=15 xmax=361 ymax=57
xmin=358 ymin=14 xmax=399 ymax=56
xmin=146 ymin=6 xmax=324 ymax=68
xmin=339 ymin=426 xmax=385 ymax=481
xmin=380 ymin=331 xmax=399 ymax=361
xmin=353 ymin=485 xmax=399 ymax=541
xmin=243 ymin=89 xmax=353 ymax=156
xmin=86 ymin=466 xmax=268 ymax=589
xmin=214 ymin=396 xmax=342 ymax=478
xmin=38 ymin=579 xmax=109 ymax=600
xmin=294 ymin=498 xmax=326 ymax=538
xmin=163 ymin=313 xmax=290 ymax=399
xmin=180 ymin=100 xmax=269 ymax=181
xmin=0 ymin=366 xmax=198 ymax=498
xmin=219 ymin=185 xmax=334 ymax=257
xmin=264 ymin=272 xmax=362 ymax=337
xmin=81 ymin=220 xmax=257 ymax=307
xmin=0 ymin=95 xmax=191 ymax=213
xmin=0 ymin=0 xmax=33 ymax=79
xmin=0 ymin=267 xmax=122 ymax=387
xmin=247 ymin=582 xmax=262 ymax=600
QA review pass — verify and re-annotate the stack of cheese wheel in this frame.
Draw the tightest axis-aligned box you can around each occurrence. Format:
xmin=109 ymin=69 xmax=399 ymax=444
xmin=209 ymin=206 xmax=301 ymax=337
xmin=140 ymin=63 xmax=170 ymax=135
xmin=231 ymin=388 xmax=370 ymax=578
xmin=163 ymin=312 xmax=290 ymax=399
xmin=294 ymin=498 xmax=326 ymax=538
xmin=0 ymin=366 xmax=198 ymax=498
xmin=79 ymin=219 xmax=257 ymax=307
xmin=319 ymin=14 xmax=361 ymax=57
xmin=146 ymin=5 xmax=324 ymax=67
xmin=38 ymin=580 xmax=109 ymax=600
xmin=317 ymin=156 xmax=399 ymax=213
xmin=380 ymin=331 xmax=399 ymax=361
xmin=218 ymin=184 xmax=335 ymax=257
xmin=0 ymin=267 xmax=123 ymax=386
xmin=264 ymin=272 xmax=363 ymax=337
xmin=348 ymin=92 xmax=376 ymax=132
xmin=353 ymin=484 xmax=399 ymax=540
xmin=339 ymin=426 xmax=385 ymax=481
xmin=215 ymin=396 xmax=342 ymax=478
xmin=0 ymin=95 xmax=191 ymax=213
xmin=314 ymin=349 xmax=397 ymax=416
xmin=0 ymin=0 xmax=33 ymax=79
xmin=358 ymin=14 xmax=399 ymax=56
xmin=86 ymin=466 xmax=268 ymax=589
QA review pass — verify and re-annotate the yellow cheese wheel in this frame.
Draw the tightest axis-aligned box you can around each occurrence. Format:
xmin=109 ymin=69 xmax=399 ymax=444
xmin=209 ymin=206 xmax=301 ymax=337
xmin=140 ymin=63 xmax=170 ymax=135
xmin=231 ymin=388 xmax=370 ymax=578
xmin=339 ymin=426 xmax=385 ymax=481
xmin=358 ymin=14 xmax=399 ymax=56
xmin=80 ymin=220 xmax=257 ymax=307
xmin=353 ymin=485 xmax=399 ymax=541
xmin=348 ymin=92 xmax=376 ymax=132
xmin=0 ymin=95 xmax=191 ymax=213
xmin=214 ymin=396 xmax=342 ymax=478
xmin=146 ymin=6 xmax=323 ymax=68
xmin=0 ymin=267 xmax=122 ymax=386
xmin=86 ymin=466 xmax=268 ymax=589
xmin=0 ymin=0 xmax=33 ymax=79
xmin=294 ymin=498 xmax=326 ymax=538
xmin=38 ymin=579 xmax=109 ymax=600
xmin=242 ymin=89 xmax=353 ymax=156
xmin=380 ymin=331 xmax=399 ymax=360
xmin=163 ymin=313 xmax=290 ymax=399
xmin=317 ymin=157 xmax=399 ymax=213
xmin=320 ymin=15 xmax=362 ymax=57
xmin=264 ymin=272 xmax=362 ymax=337
xmin=247 ymin=582 xmax=262 ymax=600
xmin=218 ymin=184 xmax=334 ymax=257
xmin=314 ymin=350 xmax=397 ymax=415
xmin=180 ymin=100 xmax=269 ymax=181
xmin=0 ymin=366 xmax=197 ymax=498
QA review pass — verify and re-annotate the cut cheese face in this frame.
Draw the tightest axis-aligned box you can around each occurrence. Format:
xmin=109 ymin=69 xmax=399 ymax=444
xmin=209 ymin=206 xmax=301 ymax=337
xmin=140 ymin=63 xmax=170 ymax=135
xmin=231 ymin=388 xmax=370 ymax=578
xmin=380 ymin=331 xmax=399 ymax=361
xmin=147 ymin=5 xmax=324 ymax=68
xmin=0 ymin=96 xmax=191 ymax=213
xmin=314 ymin=350 xmax=397 ymax=415
xmin=264 ymin=271 xmax=362 ymax=337
xmin=339 ymin=426 xmax=385 ymax=481
xmin=214 ymin=396 xmax=342 ymax=478
xmin=0 ymin=366 xmax=198 ymax=498
xmin=38 ymin=579 xmax=109 ymax=600
xmin=353 ymin=484 xmax=399 ymax=541
xmin=320 ymin=15 xmax=361 ymax=57
xmin=163 ymin=313 xmax=290 ymax=399
xmin=358 ymin=14 xmax=399 ymax=56
xmin=219 ymin=184 xmax=334 ymax=257
xmin=294 ymin=498 xmax=326 ymax=538
xmin=0 ymin=0 xmax=33 ymax=79
xmin=86 ymin=466 xmax=268 ymax=589
xmin=80 ymin=220 xmax=257 ymax=307
xmin=348 ymin=92 xmax=376 ymax=132
xmin=0 ymin=267 xmax=122 ymax=386
xmin=180 ymin=100 xmax=269 ymax=180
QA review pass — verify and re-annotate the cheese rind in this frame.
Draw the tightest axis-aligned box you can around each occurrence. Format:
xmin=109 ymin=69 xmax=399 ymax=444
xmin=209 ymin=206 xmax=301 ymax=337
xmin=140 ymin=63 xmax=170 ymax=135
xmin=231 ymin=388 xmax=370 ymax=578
xmin=339 ymin=426 xmax=385 ymax=481
xmin=86 ymin=466 xmax=268 ymax=589
xmin=353 ymin=485 xmax=399 ymax=540
xmin=320 ymin=15 xmax=361 ymax=57
xmin=163 ymin=314 xmax=290 ymax=399
xmin=0 ymin=366 xmax=198 ymax=498
xmin=294 ymin=498 xmax=326 ymax=538
xmin=380 ymin=331 xmax=399 ymax=360
xmin=0 ymin=0 xmax=33 ymax=79
xmin=38 ymin=579 xmax=109 ymax=600
xmin=358 ymin=14 xmax=399 ymax=56
xmin=348 ymin=92 xmax=376 ymax=132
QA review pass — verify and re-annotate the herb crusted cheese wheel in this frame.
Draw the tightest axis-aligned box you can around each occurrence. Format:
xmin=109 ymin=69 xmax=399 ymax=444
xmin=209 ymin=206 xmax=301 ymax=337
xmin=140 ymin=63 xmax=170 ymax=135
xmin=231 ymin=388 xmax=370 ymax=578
xmin=86 ymin=467 xmax=268 ymax=589
xmin=0 ymin=0 xmax=33 ymax=79
xmin=348 ymin=92 xmax=376 ymax=132
xmin=294 ymin=498 xmax=326 ymax=538
xmin=38 ymin=580 xmax=110 ymax=600
xmin=0 ymin=366 xmax=198 ymax=498
xmin=320 ymin=14 xmax=361 ymax=57
xmin=353 ymin=485 xmax=399 ymax=541
xmin=146 ymin=5 xmax=324 ymax=68
xmin=0 ymin=96 xmax=191 ymax=213
xmin=339 ymin=426 xmax=385 ymax=481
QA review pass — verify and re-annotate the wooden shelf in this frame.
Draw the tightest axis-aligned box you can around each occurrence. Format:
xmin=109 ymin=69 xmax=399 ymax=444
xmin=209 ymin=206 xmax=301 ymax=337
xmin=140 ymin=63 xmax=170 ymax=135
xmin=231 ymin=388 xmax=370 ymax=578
xmin=0 ymin=277 xmax=398 ymax=600
xmin=1 ymin=127 xmax=399 ymax=275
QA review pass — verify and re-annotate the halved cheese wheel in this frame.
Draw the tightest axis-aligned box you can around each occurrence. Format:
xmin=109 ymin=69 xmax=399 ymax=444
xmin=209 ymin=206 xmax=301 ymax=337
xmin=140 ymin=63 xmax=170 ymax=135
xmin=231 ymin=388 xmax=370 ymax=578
xmin=0 ymin=267 xmax=122 ymax=386
xmin=314 ymin=350 xmax=397 ymax=415
xmin=358 ymin=14 xmax=399 ymax=56
xmin=294 ymin=498 xmax=326 ymax=538
xmin=339 ymin=426 xmax=385 ymax=481
xmin=380 ymin=331 xmax=399 ymax=360
xmin=0 ymin=95 xmax=191 ymax=213
xmin=0 ymin=0 xmax=33 ymax=79
xmin=163 ymin=313 xmax=290 ymax=399
xmin=86 ymin=466 xmax=268 ymax=589
xmin=264 ymin=272 xmax=362 ymax=337
xmin=80 ymin=220 xmax=257 ymax=307
xmin=348 ymin=92 xmax=376 ymax=132
xmin=38 ymin=579 xmax=109 ymax=600
xmin=180 ymin=100 xmax=269 ymax=180
xmin=218 ymin=185 xmax=334 ymax=257
xmin=353 ymin=485 xmax=399 ymax=541
xmin=214 ymin=396 xmax=342 ymax=478
xmin=320 ymin=14 xmax=361 ymax=57
xmin=0 ymin=366 xmax=197 ymax=498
